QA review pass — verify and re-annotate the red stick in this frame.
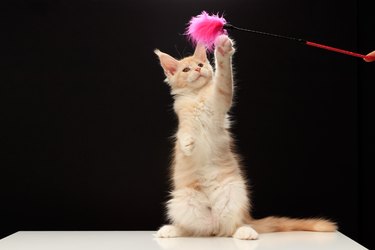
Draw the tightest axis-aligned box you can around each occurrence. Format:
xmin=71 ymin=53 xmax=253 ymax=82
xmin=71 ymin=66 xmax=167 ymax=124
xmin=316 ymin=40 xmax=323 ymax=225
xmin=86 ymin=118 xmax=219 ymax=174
xmin=306 ymin=41 xmax=367 ymax=59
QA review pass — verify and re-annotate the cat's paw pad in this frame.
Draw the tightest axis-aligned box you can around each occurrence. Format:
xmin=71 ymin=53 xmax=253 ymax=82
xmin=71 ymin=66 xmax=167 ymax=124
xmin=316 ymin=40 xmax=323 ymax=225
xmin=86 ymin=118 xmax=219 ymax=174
xmin=233 ymin=226 xmax=259 ymax=240
xmin=180 ymin=135 xmax=195 ymax=156
xmin=215 ymin=35 xmax=235 ymax=56
xmin=155 ymin=225 xmax=181 ymax=238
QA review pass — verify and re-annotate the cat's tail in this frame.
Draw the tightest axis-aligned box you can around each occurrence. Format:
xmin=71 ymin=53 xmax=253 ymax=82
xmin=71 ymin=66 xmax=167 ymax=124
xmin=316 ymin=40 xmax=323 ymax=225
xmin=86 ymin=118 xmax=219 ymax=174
xmin=249 ymin=216 xmax=337 ymax=233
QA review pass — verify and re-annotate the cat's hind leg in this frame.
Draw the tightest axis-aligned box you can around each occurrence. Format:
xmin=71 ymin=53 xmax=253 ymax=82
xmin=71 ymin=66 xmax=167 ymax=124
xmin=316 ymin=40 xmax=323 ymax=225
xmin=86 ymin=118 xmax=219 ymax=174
xmin=233 ymin=225 xmax=259 ymax=240
xmin=155 ymin=225 xmax=184 ymax=238
xmin=210 ymin=180 xmax=258 ymax=239
xmin=166 ymin=188 xmax=216 ymax=236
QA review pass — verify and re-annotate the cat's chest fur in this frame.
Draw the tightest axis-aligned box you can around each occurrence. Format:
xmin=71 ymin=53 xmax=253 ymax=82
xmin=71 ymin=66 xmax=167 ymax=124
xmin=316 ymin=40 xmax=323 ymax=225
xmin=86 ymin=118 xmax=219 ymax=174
xmin=175 ymin=95 xmax=223 ymax=131
xmin=192 ymin=98 xmax=215 ymax=128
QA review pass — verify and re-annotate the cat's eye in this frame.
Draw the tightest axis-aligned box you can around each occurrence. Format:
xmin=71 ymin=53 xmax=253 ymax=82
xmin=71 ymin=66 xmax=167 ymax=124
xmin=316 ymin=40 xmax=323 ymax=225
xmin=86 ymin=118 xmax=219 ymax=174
xmin=182 ymin=67 xmax=190 ymax=72
xmin=198 ymin=63 xmax=204 ymax=67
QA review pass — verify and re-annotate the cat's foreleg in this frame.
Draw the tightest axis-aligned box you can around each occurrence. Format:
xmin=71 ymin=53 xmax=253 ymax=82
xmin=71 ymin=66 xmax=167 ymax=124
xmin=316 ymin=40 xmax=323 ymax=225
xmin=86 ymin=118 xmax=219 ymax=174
xmin=176 ymin=131 xmax=195 ymax=156
xmin=213 ymin=35 xmax=235 ymax=111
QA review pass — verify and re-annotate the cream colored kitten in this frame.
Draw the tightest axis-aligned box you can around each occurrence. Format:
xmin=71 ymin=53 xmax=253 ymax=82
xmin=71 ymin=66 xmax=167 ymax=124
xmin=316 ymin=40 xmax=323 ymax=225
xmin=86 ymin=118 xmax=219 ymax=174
xmin=154 ymin=35 xmax=336 ymax=240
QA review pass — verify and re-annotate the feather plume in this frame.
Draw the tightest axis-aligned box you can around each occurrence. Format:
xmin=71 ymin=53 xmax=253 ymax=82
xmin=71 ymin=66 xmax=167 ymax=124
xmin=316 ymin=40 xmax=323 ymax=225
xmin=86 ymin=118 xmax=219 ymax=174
xmin=185 ymin=11 xmax=227 ymax=52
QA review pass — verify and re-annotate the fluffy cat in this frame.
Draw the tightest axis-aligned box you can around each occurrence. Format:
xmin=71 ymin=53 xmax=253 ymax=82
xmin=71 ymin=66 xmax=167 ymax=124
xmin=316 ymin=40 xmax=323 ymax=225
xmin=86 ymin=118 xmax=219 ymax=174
xmin=154 ymin=35 xmax=337 ymax=240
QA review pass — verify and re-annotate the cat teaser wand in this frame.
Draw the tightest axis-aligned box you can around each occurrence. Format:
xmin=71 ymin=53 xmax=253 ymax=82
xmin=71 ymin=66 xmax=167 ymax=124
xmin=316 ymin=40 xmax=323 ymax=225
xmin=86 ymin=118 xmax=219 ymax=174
xmin=185 ymin=11 xmax=374 ymax=61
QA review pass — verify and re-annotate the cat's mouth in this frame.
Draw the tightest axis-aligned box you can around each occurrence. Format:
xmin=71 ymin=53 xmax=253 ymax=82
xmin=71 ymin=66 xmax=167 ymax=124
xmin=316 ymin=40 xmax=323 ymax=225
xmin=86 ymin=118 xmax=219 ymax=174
xmin=196 ymin=71 xmax=208 ymax=79
xmin=188 ymin=72 xmax=204 ymax=83
xmin=194 ymin=74 xmax=206 ymax=83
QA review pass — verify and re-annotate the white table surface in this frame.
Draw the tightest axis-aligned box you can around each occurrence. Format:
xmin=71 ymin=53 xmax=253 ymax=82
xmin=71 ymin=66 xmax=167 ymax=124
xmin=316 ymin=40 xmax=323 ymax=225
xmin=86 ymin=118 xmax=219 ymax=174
xmin=0 ymin=231 xmax=368 ymax=250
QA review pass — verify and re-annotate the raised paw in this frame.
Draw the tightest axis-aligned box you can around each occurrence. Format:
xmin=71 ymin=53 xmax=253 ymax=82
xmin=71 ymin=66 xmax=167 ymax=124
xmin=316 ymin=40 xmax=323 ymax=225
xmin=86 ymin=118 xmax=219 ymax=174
xmin=155 ymin=225 xmax=182 ymax=238
xmin=233 ymin=225 xmax=259 ymax=240
xmin=215 ymin=35 xmax=235 ymax=57
xmin=179 ymin=134 xmax=195 ymax=156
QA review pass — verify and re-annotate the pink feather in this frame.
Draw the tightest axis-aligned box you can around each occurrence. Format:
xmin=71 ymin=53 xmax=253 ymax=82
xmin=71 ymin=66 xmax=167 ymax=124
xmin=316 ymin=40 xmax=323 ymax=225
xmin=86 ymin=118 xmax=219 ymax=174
xmin=185 ymin=11 xmax=227 ymax=51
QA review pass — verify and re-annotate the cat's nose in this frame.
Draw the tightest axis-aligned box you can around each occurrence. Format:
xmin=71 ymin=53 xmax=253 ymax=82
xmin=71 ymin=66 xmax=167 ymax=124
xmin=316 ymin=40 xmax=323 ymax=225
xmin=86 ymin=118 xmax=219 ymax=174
xmin=195 ymin=68 xmax=201 ymax=72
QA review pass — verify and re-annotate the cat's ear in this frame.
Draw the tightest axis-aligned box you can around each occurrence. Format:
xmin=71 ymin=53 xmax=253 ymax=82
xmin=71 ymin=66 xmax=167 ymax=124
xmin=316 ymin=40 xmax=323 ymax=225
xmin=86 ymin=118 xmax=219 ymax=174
xmin=154 ymin=49 xmax=179 ymax=77
xmin=193 ymin=43 xmax=207 ymax=62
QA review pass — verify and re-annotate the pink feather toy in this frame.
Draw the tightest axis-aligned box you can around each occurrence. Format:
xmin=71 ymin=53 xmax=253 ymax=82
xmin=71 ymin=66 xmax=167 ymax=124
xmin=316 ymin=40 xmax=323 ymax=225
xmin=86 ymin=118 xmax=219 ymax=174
xmin=185 ymin=11 xmax=227 ymax=51
xmin=185 ymin=11 xmax=374 ymax=61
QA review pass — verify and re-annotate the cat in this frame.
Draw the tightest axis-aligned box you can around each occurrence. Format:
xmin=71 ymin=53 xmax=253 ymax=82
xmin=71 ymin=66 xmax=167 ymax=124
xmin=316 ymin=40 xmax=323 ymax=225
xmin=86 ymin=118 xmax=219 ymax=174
xmin=154 ymin=34 xmax=337 ymax=240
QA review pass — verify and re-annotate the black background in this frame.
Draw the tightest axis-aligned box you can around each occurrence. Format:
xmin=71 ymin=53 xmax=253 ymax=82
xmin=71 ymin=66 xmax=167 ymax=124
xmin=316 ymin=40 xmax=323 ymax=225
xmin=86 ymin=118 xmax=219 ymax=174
xmin=0 ymin=0 xmax=374 ymax=249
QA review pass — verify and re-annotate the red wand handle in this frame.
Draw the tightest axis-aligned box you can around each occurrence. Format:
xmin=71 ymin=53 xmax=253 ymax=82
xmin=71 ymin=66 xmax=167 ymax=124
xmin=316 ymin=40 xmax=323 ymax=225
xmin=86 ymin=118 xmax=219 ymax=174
xmin=306 ymin=41 xmax=368 ymax=59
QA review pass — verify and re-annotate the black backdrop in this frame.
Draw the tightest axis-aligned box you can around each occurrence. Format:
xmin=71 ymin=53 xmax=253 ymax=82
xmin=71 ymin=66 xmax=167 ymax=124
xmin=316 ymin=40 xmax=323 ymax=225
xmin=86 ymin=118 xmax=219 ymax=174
xmin=1 ymin=0 xmax=374 ymax=249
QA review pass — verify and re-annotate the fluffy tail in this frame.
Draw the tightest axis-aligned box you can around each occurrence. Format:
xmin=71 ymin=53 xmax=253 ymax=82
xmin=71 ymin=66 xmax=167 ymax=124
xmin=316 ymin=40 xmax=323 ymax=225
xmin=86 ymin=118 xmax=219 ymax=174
xmin=249 ymin=216 xmax=337 ymax=233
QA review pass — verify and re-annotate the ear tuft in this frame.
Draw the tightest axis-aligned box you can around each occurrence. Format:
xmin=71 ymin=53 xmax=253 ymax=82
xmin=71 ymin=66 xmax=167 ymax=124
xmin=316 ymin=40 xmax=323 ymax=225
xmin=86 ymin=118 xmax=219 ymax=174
xmin=154 ymin=49 xmax=161 ymax=56
xmin=193 ymin=43 xmax=207 ymax=62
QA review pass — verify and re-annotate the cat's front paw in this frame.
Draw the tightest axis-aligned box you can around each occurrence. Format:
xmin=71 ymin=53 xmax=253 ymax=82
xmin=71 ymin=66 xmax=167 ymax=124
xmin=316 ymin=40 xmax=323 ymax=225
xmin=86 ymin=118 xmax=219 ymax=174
xmin=215 ymin=35 xmax=235 ymax=57
xmin=179 ymin=134 xmax=195 ymax=156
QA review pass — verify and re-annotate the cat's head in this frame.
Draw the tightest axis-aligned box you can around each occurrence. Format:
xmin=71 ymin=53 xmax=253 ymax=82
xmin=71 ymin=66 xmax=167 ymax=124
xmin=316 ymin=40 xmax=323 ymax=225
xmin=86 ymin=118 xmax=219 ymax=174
xmin=155 ymin=43 xmax=213 ymax=94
